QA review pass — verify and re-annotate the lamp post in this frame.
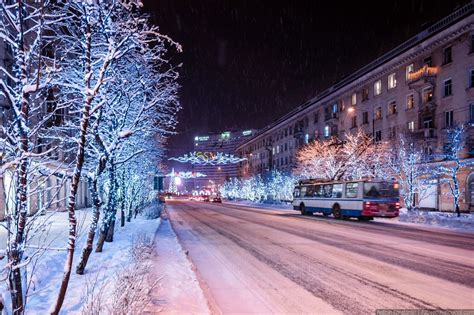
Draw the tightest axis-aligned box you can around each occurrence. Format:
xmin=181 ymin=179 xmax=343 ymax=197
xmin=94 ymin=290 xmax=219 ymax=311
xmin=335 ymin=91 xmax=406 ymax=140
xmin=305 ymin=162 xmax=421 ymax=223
xmin=347 ymin=105 xmax=376 ymax=143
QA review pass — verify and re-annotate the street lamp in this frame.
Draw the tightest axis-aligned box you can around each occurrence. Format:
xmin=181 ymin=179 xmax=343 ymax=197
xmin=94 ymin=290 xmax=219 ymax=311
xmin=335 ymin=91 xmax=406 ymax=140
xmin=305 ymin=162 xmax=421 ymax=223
xmin=347 ymin=105 xmax=376 ymax=143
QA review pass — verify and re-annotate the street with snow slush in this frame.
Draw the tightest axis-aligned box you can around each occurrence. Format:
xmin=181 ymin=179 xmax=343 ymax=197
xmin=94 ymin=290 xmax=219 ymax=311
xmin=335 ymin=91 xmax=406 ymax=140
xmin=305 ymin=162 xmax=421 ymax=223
xmin=167 ymin=200 xmax=474 ymax=314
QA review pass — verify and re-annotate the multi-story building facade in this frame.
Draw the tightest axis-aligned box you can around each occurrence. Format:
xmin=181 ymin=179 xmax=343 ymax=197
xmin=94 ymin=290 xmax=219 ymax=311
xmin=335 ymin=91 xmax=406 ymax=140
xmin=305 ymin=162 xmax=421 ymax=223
xmin=185 ymin=130 xmax=255 ymax=192
xmin=237 ymin=2 xmax=474 ymax=211
xmin=0 ymin=21 xmax=91 ymax=220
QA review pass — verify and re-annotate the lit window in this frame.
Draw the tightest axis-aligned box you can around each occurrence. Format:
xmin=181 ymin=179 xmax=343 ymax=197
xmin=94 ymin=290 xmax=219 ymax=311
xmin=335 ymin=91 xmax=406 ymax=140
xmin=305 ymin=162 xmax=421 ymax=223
xmin=406 ymin=64 xmax=414 ymax=80
xmin=388 ymin=101 xmax=397 ymax=115
xmin=445 ymin=110 xmax=454 ymax=128
xmin=304 ymin=133 xmax=309 ymax=144
xmin=362 ymin=87 xmax=369 ymax=101
xmin=351 ymin=93 xmax=357 ymax=106
xmin=374 ymin=80 xmax=382 ymax=95
xmin=423 ymin=87 xmax=433 ymax=102
xmin=324 ymin=125 xmax=330 ymax=138
xmin=406 ymin=94 xmax=414 ymax=109
xmin=332 ymin=103 xmax=338 ymax=113
xmin=408 ymin=121 xmax=415 ymax=132
xmin=443 ymin=46 xmax=452 ymax=65
xmin=388 ymin=73 xmax=397 ymax=89
xmin=444 ymin=79 xmax=452 ymax=97
xmin=375 ymin=107 xmax=382 ymax=120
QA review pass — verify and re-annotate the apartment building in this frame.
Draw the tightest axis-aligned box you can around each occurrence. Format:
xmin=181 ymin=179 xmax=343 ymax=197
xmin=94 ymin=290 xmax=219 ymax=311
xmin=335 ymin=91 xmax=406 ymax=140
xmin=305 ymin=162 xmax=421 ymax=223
xmin=237 ymin=2 xmax=474 ymax=211
xmin=0 ymin=17 xmax=91 ymax=220
xmin=186 ymin=130 xmax=255 ymax=191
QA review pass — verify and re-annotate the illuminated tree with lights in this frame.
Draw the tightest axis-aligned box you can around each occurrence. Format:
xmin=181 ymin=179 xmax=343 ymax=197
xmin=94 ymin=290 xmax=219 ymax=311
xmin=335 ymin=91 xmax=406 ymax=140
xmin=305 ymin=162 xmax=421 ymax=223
xmin=437 ymin=125 xmax=473 ymax=217
xmin=294 ymin=128 xmax=391 ymax=181
xmin=391 ymin=133 xmax=430 ymax=211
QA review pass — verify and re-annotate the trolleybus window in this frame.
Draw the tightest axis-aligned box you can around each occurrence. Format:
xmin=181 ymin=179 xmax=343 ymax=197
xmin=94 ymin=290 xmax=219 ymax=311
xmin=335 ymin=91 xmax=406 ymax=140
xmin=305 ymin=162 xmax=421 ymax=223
xmin=322 ymin=184 xmax=332 ymax=198
xmin=332 ymin=184 xmax=343 ymax=198
xmin=345 ymin=182 xmax=359 ymax=198
xmin=364 ymin=182 xmax=398 ymax=198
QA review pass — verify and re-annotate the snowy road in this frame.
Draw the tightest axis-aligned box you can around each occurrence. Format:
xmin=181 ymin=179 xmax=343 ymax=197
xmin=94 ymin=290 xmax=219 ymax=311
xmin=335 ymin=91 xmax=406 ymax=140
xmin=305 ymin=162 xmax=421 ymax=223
xmin=167 ymin=200 xmax=474 ymax=314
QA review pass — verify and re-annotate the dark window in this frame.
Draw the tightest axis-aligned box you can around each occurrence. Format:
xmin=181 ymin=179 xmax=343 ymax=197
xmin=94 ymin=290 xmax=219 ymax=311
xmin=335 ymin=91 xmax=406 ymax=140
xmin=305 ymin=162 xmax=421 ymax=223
xmin=351 ymin=116 xmax=357 ymax=128
xmin=445 ymin=110 xmax=454 ymax=128
xmin=324 ymin=107 xmax=331 ymax=120
xmin=471 ymin=34 xmax=474 ymax=53
xmin=362 ymin=111 xmax=369 ymax=124
xmin=389 ymin=127 xmax=396 ymax=140
xmin=314 ymin=112 xmax=319 ymax=124
xmin=375 ymin=130 xmax=382 ymax=142
xmin=444 ymin=79 xmax=452 ymax=97
xmin=423 ymin=116 xmax=434 ymax=129
xmin=471 ymin=104 xmax=474 ymax=122
xmin=470 ymin=69 xmax=474 ymax=88
xmin=443 ymin=46 xmax=452 ymax=65
xmin=362 ymin=87 xmax=369 ymax=101
xmin=423 ymin=56 xmax=432 ymax=67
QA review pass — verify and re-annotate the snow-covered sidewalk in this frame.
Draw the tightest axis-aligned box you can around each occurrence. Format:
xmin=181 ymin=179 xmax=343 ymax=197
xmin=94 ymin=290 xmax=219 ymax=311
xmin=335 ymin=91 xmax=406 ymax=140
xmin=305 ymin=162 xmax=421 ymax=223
xmin=0 ymin=208 xmax=162 ymax=313
xmin=146 ymin=216 xmax=210 ymax=314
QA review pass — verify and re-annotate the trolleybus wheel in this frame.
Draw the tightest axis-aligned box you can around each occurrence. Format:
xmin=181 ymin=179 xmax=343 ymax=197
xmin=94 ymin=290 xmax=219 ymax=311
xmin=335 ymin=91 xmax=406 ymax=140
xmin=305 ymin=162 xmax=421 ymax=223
xmin=332 ymin=204 xmax=342 ymax=219
xmin=300 ymin=203 xmax=307 ymax=215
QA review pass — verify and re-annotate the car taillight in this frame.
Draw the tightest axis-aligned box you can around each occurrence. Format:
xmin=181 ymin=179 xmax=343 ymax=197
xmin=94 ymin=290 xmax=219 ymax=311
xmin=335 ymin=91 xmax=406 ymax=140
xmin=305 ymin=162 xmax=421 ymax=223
xmin=395 ymin=202 xmax=400 ymax=209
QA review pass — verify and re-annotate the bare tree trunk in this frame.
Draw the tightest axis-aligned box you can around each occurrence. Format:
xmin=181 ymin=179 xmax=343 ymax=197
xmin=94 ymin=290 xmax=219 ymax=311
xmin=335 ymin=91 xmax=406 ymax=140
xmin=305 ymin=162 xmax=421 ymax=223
xmin=105 ymin=163 xmax=117 ymax=242
xmin=8 ymin=2 xmax=31 ymax=311
xmin=76 ymin=176 xmax=101 ymax=275
xmin=50 ymin=22 xmax=93 ymax=315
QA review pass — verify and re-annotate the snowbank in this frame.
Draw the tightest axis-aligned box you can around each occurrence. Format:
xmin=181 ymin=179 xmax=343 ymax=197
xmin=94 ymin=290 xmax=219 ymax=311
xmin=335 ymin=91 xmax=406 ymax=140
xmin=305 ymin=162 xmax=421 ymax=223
xmin=398 ymin=208 xmax=474 ymax=232
xmin=146 ymin=217 xmax=210 ymax=314
xmin=0 ymin=206 xmax=162 ymax=314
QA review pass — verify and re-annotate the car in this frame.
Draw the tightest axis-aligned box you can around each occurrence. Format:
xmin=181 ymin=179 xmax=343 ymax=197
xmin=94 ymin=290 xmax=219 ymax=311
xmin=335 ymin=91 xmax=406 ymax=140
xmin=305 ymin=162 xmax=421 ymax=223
xmin=212 ymin=196 xmax=222 ymax=203
xmin=202 ymin=195 xmax=210 ymax=202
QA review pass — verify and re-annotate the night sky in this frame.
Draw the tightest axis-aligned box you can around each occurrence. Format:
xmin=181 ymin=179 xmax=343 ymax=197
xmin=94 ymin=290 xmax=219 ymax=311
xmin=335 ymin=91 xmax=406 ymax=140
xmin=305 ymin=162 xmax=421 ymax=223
xmin=142 ymin=0 xmax=469 ymax=158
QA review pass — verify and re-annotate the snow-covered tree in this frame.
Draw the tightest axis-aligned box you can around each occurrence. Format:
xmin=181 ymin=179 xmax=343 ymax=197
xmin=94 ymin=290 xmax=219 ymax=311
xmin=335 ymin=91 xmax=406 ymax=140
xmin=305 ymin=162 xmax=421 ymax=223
xmin=391 ymin=133 xmax=430 ymax=211
xmin=437 ymin=125 xmax=473 ymax=217
xmin=0 ymin=1 xmax=65 ymax=312
xmin=294 ymin=129 xmax=391 ymax=181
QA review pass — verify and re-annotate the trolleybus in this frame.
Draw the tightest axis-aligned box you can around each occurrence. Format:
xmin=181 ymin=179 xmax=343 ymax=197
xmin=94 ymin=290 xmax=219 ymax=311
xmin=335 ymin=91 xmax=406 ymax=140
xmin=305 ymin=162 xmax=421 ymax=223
xmin=292 ymin=179 xmax=400 ymax=220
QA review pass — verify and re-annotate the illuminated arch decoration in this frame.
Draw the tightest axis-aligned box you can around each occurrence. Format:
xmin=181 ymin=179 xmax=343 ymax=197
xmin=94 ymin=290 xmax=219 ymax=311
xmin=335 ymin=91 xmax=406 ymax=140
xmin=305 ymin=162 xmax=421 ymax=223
xmin=165 ymin=170 xmax=207 ymax=179
xmin=169 ymin=152 xmax=247 ymax=165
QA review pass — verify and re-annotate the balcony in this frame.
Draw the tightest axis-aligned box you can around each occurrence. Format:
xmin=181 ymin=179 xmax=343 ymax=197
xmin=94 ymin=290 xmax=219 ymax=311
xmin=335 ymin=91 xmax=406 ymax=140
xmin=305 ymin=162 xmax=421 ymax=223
xmin=415 ymin=128 xmax=437 ymax=140
xmin=407 ymin=66 xmax=438 ymax=85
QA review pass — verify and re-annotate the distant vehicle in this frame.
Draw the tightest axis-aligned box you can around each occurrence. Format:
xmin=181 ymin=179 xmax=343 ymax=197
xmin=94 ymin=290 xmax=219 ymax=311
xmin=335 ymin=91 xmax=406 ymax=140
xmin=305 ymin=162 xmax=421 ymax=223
xmin=292 ymin=179 xmax=400 ymax=220
xmin=212 ymin=196 xmax=222 ymax=203
xmin=202 ymin=195 xmax=210 ymax=202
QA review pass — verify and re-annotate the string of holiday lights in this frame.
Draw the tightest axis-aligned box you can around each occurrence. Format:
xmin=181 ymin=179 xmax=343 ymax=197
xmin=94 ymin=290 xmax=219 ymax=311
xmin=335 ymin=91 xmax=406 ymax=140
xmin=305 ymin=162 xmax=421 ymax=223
xmin=165 ymin=170 xmax=207 ymax=179
xmin=169 ymin=152 xmax=247 ymax=165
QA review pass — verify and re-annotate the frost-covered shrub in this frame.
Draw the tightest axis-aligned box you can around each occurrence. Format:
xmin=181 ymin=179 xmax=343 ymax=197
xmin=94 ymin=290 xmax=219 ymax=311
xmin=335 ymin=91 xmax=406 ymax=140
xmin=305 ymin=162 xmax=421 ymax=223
xmin=142 ymin=201 xmax=163 ymax=220
xmin=81 ymin=233 xmax=158 ymax=314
